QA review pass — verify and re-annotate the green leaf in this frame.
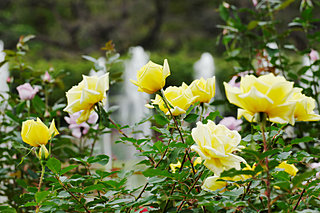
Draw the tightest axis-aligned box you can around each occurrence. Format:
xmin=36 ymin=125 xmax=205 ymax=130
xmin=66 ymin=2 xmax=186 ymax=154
xmin=87 ymin=154 xmax=109 ymax=165
xmin=203 ymin=111 xmax=221 ymax=124
xmin=261 ymin=149 xmax=281 ymax=159
xmin=275 ymin=0 xmax=295 ymax=11
xmin=60 ymin=165 xmax=78 ymax=175
xmin=84 ymin=184 xmax=105 ymax=193
xmin=154 ymin=114 xmax=169 ymax=126
xmin=292 ymin=170 xmax=316 ymax=188
xmin=247 ymin=21 xmax=259 ymax=30
xmin=143 ymin=168 xmax=173 ymax=178
xmin=291 ymin=136 xmax=314 ymax=144
xmin=35 ymin=191 xmax=50 ymax=204
xmin=32 ymin=95 xmax=46 ymax=115
xmin=184 ymin=113 xmax=199 ymax=123
xmin=5 ymin=111 xmax=20 ymax=123
xmin=0 ymin=206 xmax=17 ymax=213
xmin=219 ymin=4 xmax=229 ymax=21
xmin=153 ymin=141 xmax=165 ymax=152
xmin=98 ymin=104 xmax=110 ymax=127
xmin=46 ymin=157 xmax=61 ymax=174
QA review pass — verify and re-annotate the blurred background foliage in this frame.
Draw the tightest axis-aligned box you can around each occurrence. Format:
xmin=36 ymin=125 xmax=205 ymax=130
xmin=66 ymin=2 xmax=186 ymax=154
xmin=0 ymin=0 xmax=319 ymax=96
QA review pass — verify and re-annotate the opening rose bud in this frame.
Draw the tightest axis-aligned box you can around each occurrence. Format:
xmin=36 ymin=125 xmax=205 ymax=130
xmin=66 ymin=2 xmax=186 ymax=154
xmin=130 ymin=59 xmax=170 ymax=94
xmin=21 ymin=118 xmax=59 ymax=148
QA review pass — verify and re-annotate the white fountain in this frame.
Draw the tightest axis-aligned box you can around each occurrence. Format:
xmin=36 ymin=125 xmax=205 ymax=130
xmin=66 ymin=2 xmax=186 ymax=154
xmin=193 ymin=53 xmax=222 ymax=114
xmin=0 ymin=40 xmax=9 ymax=103
xmin=118 ymin=46 xmax=150 ymax=190
xmin=193 ymin=52 xmax=215 ymax=80
xmin=121 ymin=46 xmax=150 ymax=136
xmin=88 ymin=57 xmax=112 ymax=170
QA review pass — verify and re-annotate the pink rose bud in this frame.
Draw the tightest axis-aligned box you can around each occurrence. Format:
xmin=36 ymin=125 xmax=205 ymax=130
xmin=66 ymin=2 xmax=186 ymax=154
xmin=43 ymin=71 xmax=51 ymax=82
xmin=6 ymin=77 xmax=12 ymax=83
xmin=16 ymin=83 xmax=39 ymax=100
xmin=309 ymin=49 xmax=319 ymax=62
xmin=219 ymin=116 xmax=243 ymax=131
xmin=252 ymin=0 xmax=258 ymax=7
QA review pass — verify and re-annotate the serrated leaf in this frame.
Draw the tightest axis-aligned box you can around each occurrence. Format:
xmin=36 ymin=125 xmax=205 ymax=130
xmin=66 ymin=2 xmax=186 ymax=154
xmin=84 ymin=184 xmax=105 ymax=193
xmin=60 ymin=165 xmax=78 ymax=175
xmin=291 ymin=136 xmax=314 ymax=144
xmin=46 ymin=157 xmax=61 ymax=174
xmin=184 ymin=113 xmax=199 ymax=123
xmin=143 ymin=168 xmax=173 ymax=178
xmin=35 ymin=191 xmax=50 ymax=204
xmin=154 ymin=114 xmax=169 ymax=126
xmin=292 ymin=170 xmax=316 ymax=188
xmin=87 ymin=154 xmax=109 ymax=165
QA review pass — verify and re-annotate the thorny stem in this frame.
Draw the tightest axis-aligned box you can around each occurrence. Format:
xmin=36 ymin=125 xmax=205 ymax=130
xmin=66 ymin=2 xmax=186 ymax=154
xmin=241 ymin=181 xmax=252 ymax=201
xmin=89 ymin=127 xmax=100 ymax=157
xmin=261 ymin=122 xmax=271 ymax=213
xmin=176 ymin=170 xmax=204 ymax=211
xmin=55 ymin=175 xmax=91 ymax=213
xmin=160 ymin=89 xmax=196 ymax=175
xmin=35 ymin=161 xmax=46 ymax=213
xmin=293 ymin=188 xmax=306 ymax=211
xmin=163 ymin=151 xmax=196 ymax=212
xmin=38 ymin=162 xmax=45 ymax=192
xmin=134 ymin=139 xmax=173 ymax=203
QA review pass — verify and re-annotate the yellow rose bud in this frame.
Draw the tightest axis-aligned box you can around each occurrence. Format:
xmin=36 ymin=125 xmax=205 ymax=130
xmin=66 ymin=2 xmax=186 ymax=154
xmin=64 ymin=73 xmax=109 ymax=123
xmin=189 ymin=77 xmax=215 ymax=103
xmin=130 ymin=59 xmax=170 ymax=94
xmin=202 ymin=176 xmax=228 ymax=192
xmin=39 ymin=144 xmax=49 ymax=160
xmin=191 ymin=120 xmax=245 ymax=176
xmin=289 ymin=88 xmax=320 ymax=122
xmin=276 ymin=161 xmax=298 ymax=176
xmin=170 ymin=161 xmax=181 ymax=173
xmin=152 ymin=83 xmax=196 ymax=116
xmin=224 ymin=73 xmax=296 ymax=124
xmin=21 ymin=118 xmax=59 ymax=147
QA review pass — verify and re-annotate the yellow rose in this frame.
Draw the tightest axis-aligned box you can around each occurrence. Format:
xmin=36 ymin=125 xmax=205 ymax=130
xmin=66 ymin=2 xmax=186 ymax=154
xmin=21 ymin=118 xmax=59 ymax=147
xmin=276 ymin=161 xmax=298 ymax=176
xmin=189 ymin=77 xmax=215 ymax=103
xmin=289 ymin=88 xmax=320 ymax=122
xmin=152 ymin=83 xmax=196 ymax=116
xmin=64 ymin=73 xmax=109 ymax=123
xmin=130 ymin=59 xmax=170 ymax=94
xmin=191 ymin=120 xmax=245 ymax=176
xmin=224 ymin=73 xmax=296 ymax=124
xmin=202 ymin=176 xmax=228 ymax=192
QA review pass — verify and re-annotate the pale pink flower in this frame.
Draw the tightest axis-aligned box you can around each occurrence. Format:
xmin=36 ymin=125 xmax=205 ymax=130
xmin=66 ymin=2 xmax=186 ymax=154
xmin=64 ymin=111 xmax=98 ymax=138
xmin=309 ymin=49 xmax=319 ymax=62
xmin=219 ymin=116 xmax=243 ymax=131
xmin=228 ymin=71 xmax=251 ymax=88
xmin=43 ymin=71 xmax=51 ymax=82
xmin=16 ymin=83 xmax=39 ymax=100
xmin=228 ymin=75 xmax=240 ymax=88
xmin=310 ymin=162 xmax=320 ymax=169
